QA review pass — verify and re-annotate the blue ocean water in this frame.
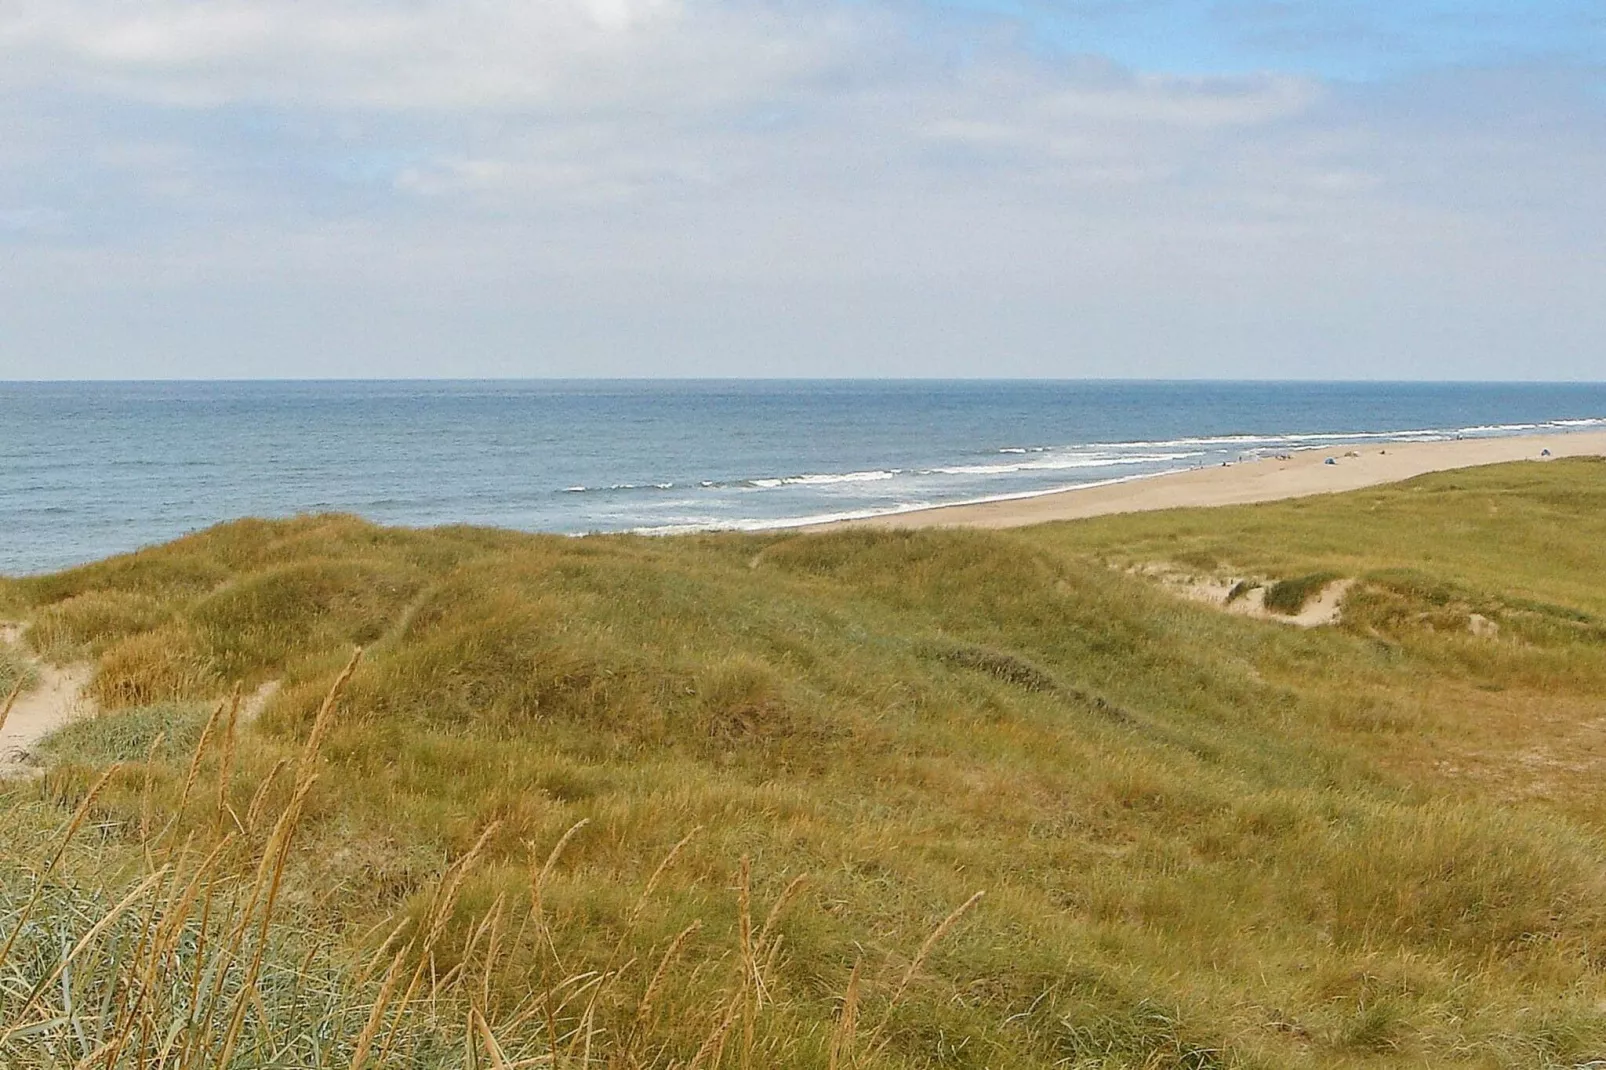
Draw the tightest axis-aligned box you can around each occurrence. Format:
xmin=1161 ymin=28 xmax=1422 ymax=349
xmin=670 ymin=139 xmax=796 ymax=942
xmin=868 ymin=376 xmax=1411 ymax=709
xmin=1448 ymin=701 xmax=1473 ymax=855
xmin=3 ymin=380 xmax=1605 ymax=576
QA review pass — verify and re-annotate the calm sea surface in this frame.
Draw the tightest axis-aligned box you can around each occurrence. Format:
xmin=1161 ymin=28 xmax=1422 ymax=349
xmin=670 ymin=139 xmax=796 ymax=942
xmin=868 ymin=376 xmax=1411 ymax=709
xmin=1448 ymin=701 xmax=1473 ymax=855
xmin=3 ymin=380 xmax=1605 ymax=575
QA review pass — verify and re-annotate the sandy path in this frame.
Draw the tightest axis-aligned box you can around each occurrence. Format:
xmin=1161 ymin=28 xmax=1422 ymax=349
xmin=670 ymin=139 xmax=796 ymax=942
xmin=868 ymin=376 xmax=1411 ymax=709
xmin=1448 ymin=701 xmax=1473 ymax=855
xmin=1 ymin=643 xmax=94 ymax=778
xmin=240 ymin=680 xmax=281 ymax=723
xmin=817 ymin=430 xmax=1606 ymax=531
xmin=0 ymin=623 xmax=277 ymax=778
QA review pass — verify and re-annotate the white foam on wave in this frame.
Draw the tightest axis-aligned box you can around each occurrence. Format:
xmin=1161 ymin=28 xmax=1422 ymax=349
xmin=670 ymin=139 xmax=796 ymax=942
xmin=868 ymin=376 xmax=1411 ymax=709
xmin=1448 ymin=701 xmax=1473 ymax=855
xmin=1086 ymin=417 xmax=1604 ymax=452
xmin=632 ymin=467 xmax=1196 ymax=537
xmin=732 ymin=452 xmax=1201 ymax=490
xmin=927 ymin=451 xmax=1202 ymax=477
xmin=747 ymin=469 xmax=901 ymax=488
xmin=1093 ymin=429 xmax=1444 ymax=450
xmin=561 ymin=481 xmax=677 ymax=494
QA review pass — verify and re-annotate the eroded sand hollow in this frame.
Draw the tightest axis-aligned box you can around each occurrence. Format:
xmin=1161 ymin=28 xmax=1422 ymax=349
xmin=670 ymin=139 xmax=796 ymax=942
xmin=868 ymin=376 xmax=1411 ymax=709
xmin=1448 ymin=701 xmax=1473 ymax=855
xmin=1132 ymin=567 xmax=1355 ymax=628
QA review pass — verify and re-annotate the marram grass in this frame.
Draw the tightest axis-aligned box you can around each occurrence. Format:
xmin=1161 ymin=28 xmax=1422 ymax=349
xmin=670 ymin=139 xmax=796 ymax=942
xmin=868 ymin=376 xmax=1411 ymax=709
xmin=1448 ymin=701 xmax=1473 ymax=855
xmin=2 ymin=668 xmax=962 ymax=1068
xmin=3 ymin=458 xmax=1606 ymax=1067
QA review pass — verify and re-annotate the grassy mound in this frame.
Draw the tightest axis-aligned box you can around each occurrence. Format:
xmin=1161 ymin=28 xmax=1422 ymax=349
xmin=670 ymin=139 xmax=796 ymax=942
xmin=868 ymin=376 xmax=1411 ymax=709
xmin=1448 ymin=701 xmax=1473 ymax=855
xmin=4 ymin=459 xmax=1606 ymax=1067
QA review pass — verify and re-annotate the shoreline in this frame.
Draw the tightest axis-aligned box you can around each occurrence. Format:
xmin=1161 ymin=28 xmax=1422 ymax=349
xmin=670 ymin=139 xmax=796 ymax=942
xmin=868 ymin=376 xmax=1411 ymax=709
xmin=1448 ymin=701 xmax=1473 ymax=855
xmin=9 ymin=430 xmax=1606 ymax=575
xmin=807 ymin=430 xmax=1606 ymax=531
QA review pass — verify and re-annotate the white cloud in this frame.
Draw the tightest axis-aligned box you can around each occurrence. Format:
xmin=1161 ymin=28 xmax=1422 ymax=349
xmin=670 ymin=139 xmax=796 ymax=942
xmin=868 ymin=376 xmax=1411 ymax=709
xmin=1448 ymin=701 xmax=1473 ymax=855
xmin=0 ymin=1 xmax=863 ymax=111
xmin=0 ymin=2 xmax=1601 ymax=378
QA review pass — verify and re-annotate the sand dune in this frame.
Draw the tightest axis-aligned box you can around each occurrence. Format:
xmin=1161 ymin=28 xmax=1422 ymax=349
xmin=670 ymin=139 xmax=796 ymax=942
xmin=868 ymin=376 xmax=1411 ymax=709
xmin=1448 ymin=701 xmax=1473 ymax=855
xmin=820 ymin=430 xmax=1606 ymax=531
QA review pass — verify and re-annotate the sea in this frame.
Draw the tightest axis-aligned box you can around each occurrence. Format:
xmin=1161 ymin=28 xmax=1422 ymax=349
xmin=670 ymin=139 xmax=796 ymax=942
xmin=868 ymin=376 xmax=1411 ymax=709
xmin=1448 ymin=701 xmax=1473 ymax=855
xmin=3 ymin=380 xmax=1605 ymax=576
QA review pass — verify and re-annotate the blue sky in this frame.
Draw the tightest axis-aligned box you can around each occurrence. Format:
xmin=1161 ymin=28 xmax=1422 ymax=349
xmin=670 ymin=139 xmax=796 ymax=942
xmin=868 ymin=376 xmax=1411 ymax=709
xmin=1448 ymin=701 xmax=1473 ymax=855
xmin=1 ymin=1 xmax=1603 ymax=379
xmin=935 ymin=1 xmax=1604 ymax=78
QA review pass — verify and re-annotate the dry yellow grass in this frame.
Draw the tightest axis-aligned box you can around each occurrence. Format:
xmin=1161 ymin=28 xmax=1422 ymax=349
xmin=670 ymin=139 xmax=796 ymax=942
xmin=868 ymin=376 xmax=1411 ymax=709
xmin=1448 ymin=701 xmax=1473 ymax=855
xmin=4 ymin=665 xmax=977 ymax=1068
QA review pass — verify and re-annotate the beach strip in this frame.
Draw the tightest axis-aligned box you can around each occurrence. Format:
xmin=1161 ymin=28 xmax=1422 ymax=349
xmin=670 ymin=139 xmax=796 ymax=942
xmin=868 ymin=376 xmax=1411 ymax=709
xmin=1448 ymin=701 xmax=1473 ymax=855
xmin=816 ymin=429 xmax=1606 ymax=531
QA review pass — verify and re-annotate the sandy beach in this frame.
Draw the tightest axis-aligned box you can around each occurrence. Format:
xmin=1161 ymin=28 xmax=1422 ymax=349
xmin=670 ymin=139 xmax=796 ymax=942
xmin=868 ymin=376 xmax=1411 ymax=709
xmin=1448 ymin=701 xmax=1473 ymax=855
xmin=818 ymin=430 xmax=1606 ymax=531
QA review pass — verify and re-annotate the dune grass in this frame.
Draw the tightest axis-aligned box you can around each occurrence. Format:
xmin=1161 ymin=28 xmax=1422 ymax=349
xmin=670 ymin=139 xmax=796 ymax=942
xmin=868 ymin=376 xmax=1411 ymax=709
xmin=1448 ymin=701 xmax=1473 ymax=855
xmin=1260 ymin=572 xmax=1341 ymax=615
xmin=3 ymin=459 xmax=1606 ymax=1066
xmin=0 ymin=646 xmax=32 ymax=702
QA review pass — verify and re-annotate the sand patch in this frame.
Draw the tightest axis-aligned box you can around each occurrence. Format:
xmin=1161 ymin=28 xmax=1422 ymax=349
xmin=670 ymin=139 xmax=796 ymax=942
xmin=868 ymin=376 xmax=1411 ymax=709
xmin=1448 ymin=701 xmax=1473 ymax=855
xmin=2 ymin=615 xmax=279 ymax=777
xmin=1135 ymin=567 xmax=1353 ymax=628
xmin=1 ymin=627 xmax=95 ymax=777
xmin=1287 ymin=578 xmax=1355 ymax=628
xmin=240 ymin=679 xmax=281 ymax=723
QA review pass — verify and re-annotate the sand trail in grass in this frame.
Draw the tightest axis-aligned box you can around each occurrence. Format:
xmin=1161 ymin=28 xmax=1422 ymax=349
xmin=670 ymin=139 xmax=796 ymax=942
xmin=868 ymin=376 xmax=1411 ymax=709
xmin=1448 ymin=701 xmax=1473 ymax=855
xmin=0 ymin=624 xmax=95 ymax=777
xmin=239 ymin=679 xmax=281 ymax=723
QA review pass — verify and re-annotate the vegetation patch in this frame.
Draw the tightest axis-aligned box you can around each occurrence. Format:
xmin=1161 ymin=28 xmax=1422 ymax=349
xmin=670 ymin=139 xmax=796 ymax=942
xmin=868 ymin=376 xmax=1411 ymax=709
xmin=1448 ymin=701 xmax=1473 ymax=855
xmin=696 ymin=654 xmax=799 ymax=743
xmin=923 ymin=639 xmax=1062 ymax=692
xmin=0 ymin=647 xmax=33 ymax=698
xmin=89 ymin=625 xmax=220 ymax=708
xmin=1263 ymin=571 xmax=1343 ymax=614
xmin=1057 ymin=999 xmax=1227 ymax=1069
xmin=1224 ymin=579 xmax=1259 ymax=605
xmin=39 ymin=702 xmax=210 ymax=766
xmin=24 ymin=589 xmax=172 ymax=661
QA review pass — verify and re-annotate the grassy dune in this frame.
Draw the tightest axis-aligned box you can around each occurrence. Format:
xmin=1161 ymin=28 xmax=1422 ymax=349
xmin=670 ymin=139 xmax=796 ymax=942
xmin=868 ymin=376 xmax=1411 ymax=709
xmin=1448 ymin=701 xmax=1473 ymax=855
xmin=3 ymin=458 xmax=1606 ymax=1067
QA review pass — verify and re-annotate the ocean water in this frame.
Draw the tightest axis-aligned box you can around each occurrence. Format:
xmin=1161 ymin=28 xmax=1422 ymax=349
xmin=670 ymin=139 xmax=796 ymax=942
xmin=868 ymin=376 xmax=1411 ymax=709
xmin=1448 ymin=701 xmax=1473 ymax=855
xmin=3 ymin=380 xmax=1605 ymax=576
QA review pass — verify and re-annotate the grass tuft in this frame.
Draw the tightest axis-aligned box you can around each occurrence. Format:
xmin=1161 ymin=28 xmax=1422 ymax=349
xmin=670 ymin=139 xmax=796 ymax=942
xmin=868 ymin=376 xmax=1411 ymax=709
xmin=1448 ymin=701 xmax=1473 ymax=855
xmin=39 ymin=703 xmax=210 ymax=766
xmin=924 ymin=640 xmax=1061 ymax=692
xmin=1263 ymin=571 xmax=1343 ymax=614
xmin=1224 ymin=579 xmax=1258 ymax=605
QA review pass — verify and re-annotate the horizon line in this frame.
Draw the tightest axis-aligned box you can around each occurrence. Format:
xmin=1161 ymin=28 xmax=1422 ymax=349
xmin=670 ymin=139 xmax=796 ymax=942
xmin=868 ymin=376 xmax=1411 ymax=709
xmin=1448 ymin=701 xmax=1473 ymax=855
xmin=5 ymin=376 xmax=1606 ymax=386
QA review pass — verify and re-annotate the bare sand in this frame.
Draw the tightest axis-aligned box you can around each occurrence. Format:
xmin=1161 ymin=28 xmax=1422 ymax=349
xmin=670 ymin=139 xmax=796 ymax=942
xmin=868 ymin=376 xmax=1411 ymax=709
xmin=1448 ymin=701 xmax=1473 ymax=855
xmin=1 ymin=625 xmax=93 ymax=778
xmin=1145 ymin=568 xmax=1355 ymax=629
xmin=816 ymin=430 xmax=1606 ymax=531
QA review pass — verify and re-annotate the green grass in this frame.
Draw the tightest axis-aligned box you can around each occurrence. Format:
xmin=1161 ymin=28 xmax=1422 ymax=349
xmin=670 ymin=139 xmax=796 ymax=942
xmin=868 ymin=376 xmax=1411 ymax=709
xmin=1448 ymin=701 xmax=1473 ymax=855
xmin=38 ymin=702 xmax=210 ymax=765
xmin=1262 ymin=572 xmax=1342 ymax=614
xmin=3 ymin=458 xmax=1606 ymax=1067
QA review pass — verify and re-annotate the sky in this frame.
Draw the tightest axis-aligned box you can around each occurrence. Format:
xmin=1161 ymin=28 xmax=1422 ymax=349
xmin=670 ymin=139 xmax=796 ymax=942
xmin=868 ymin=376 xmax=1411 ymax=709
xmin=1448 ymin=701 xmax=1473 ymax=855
xmin=1 ymin=1 xmax=1603 ymax=380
